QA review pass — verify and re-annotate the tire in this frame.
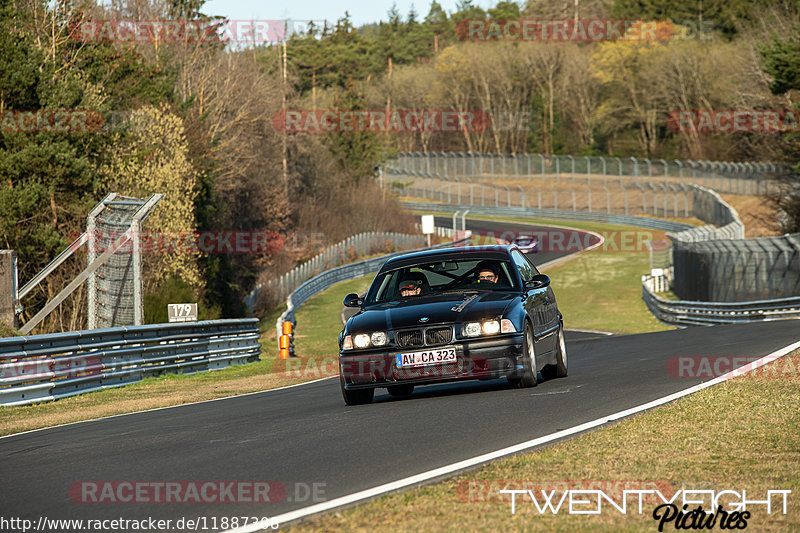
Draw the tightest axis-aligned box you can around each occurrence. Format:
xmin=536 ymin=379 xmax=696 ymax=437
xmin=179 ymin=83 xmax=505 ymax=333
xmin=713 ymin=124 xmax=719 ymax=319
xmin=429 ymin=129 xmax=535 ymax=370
xmin=387 ymin=384 xmax=414 ymax=397
xmin=340 ymin=374 xmax=374 ymax=405
xmin=508 ymin=321 xmax=537 ymax=388
xmin=542 ymin=323 xmax=568 ymax=380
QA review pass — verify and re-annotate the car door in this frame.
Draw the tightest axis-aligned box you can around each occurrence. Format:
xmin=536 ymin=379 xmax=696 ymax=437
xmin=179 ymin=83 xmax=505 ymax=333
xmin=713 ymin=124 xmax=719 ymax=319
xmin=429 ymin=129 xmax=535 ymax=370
xmin=511 ymin=250 xmax=557 ymax=355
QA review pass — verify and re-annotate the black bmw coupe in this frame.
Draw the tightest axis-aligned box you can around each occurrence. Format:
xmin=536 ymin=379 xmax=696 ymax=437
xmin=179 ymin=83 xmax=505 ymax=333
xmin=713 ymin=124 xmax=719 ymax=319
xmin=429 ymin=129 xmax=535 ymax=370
xmin=338 ymin=245 xmax=566 ymax=405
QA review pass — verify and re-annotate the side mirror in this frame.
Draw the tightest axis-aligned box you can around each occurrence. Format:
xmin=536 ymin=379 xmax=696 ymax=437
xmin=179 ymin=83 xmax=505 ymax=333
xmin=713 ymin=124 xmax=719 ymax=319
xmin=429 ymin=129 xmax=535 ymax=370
xmin=343 ymin=293 xmax=363 ymax=307
xmin=525 ymin=274 xmax=550 ymax=290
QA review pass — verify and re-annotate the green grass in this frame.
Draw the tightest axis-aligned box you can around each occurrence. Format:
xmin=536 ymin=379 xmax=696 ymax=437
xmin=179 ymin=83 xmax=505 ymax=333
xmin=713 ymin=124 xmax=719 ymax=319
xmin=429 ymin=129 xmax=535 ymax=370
xmin=293 ymin=276 xmax=373 ymax=358
xmin=544 ymin=252 xmax=667 ymax=334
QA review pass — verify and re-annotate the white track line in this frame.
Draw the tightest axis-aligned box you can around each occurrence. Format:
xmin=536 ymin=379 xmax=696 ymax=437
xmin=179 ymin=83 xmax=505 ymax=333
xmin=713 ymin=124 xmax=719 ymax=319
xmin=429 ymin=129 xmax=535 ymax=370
xmin=565 ymin=328 xmax=615 ymax=336
xmin=225 ymin=339 xmax=800 ymax=532
xmin=0 ymin=376 xmax=335 ymax=440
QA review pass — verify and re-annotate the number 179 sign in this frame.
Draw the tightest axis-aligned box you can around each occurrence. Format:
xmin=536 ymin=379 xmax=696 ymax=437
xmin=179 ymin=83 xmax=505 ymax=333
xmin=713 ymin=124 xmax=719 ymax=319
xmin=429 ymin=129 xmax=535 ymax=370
xmin=168 ymin=303 xmax=198 ymax=322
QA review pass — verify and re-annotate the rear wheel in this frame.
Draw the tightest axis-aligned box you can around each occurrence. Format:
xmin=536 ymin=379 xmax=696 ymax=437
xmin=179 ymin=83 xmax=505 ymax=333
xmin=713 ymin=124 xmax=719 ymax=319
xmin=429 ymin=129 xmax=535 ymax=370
xmin=542 ymin=323 xmax=568 ymax=380
xmin=508 ymin=322 xmax=537 ymax=388
xmin=387 ymin=384 xmax=414 ymax=397
xmin=340 ymin=374 xmax=374 ymax=405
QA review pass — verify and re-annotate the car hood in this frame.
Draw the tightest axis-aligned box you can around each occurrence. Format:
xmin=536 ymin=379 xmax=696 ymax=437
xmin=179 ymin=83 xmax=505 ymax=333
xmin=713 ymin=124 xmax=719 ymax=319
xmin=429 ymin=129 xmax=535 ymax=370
xmin=346 ymin=291 xmax=518 ymax=333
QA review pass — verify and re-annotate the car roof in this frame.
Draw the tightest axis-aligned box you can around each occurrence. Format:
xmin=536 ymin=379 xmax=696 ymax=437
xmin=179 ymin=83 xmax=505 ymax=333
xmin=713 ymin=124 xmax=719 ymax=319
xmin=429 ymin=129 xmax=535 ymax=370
xmin=379 ymin=245 xmax=516 ymax=272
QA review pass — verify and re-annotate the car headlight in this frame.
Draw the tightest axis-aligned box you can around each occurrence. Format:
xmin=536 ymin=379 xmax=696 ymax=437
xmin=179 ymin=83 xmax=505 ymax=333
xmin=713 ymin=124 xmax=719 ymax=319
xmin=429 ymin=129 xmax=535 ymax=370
xmin=342 ymin=335 xmax=353 ymax=350
xmin=482 ymin=320 xmax=500 ymax=334
xmin=464 ymin=322 xmax=482 ymax=337
xmin=464 ymin=319 xmax=515 ymax=337
xmin=371 ymin=331 xmax=388 ymax=346
xmin=354 ymin=334 xmax=371 ymax=349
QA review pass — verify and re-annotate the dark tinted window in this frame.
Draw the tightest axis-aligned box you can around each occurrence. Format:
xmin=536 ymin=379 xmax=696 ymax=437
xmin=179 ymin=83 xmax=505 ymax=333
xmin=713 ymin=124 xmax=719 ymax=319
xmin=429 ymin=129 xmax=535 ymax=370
xmin=511 ymin=250 xmax=536 ymax=282
xmin=365 ymin=257 xmax=519 ymax=304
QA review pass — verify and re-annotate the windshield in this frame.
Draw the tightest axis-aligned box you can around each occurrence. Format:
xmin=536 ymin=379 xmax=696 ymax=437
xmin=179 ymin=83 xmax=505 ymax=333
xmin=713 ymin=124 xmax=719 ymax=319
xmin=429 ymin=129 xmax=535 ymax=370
xmin=365 ymin=257 xmax=519 ymax=304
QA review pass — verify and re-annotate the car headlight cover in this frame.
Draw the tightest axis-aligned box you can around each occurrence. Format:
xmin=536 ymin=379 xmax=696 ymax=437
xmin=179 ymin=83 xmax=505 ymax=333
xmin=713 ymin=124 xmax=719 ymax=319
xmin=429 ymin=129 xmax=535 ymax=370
xmin=371 ymin=331 xmax=388 ymax=346
xmin=464 ymin=322 xmax=482 ymax=337
xmin=501 ymin=319 xmax=516 ymax=333
xmin=482 ymin=320 xmax=500 ymax=334
xmin=354 ymin=333 xmax=371 ymax=349
xmin=342 ymin=335 xmax=353 ymax=350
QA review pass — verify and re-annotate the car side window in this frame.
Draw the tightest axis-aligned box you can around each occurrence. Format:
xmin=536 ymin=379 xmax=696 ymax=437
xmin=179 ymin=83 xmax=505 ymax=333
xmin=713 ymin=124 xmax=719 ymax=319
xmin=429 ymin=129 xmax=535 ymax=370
xmin=511 ymin=250 xmax=534 ymax=282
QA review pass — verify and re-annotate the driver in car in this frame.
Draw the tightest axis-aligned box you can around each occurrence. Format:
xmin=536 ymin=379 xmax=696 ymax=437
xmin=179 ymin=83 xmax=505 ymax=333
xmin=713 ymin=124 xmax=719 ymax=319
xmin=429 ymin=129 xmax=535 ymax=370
xmin=476 ymin=263 xmax=499 ymax=284
xmin=400 ymin=279 xmax=422 ymax=297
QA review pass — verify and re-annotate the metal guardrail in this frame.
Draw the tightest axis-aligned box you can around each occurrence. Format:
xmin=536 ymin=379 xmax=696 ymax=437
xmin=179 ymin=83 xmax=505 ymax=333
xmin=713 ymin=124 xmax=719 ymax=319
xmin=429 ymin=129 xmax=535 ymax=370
xmin=247 ymin=232 xmax=427 ymax=313
xmin=642 ymin=277 xmax=800 ymax=327
xmin=401 ymin=201 xmax=695 ymax=232
xmin=276 ymin=238 xmax=471 ymax=343
xmin=0 ymin=319 xmax=260 ymax=406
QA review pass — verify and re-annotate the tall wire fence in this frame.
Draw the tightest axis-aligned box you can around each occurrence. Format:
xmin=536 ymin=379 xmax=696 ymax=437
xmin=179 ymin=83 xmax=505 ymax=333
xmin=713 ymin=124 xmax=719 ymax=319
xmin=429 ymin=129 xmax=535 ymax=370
xmin=385 ymin=152 xmax=787 ymax=218
xmin=384 ymin=152 xmax=800 ymax=304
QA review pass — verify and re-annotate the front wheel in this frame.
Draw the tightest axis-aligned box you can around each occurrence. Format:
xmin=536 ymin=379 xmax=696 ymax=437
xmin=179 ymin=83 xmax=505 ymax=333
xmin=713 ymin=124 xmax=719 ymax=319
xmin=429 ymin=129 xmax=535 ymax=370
xmin=340 ymin=374 xmax=374 ymax=405
xmin=542 ymin=324 xmax=568 ymax=380
xmin=508 ymin=321 xmax=537 ymax=388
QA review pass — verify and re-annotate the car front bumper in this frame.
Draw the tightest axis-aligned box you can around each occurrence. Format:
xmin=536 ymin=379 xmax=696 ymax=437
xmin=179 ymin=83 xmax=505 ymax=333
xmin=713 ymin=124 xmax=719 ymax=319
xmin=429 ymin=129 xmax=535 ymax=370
xmin=339 ymin=333 xmax=525 ymax=390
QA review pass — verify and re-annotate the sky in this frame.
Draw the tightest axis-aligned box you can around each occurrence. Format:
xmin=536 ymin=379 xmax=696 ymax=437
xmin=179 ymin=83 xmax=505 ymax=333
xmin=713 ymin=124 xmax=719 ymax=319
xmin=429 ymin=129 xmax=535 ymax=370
xmin=202 ymin=0 xmax=496 ymax=28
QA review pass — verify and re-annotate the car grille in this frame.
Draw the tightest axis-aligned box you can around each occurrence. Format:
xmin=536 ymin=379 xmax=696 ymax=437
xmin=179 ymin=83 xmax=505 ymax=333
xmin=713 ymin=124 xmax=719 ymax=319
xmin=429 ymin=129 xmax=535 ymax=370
xmin=395 ymin=326 xmax=453 ymax=348
xmin=425 ymin=327 xmax=453 ymax=346
xmin=396 ymin=329 xmax=424 ymax=347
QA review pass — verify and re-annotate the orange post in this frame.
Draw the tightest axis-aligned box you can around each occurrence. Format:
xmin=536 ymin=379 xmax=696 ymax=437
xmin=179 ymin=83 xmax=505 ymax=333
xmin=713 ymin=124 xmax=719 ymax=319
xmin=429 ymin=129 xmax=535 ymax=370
xmin=279 ymin=334 xmax=290 ymax=359
xmin=282 ymin=321 xmax=293 ymax=336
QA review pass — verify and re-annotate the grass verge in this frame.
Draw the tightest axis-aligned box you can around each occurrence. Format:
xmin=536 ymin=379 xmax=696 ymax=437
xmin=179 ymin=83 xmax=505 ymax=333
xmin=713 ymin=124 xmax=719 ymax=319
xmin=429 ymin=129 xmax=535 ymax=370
xmin=288 ymin=350 xmax=800 ymax=533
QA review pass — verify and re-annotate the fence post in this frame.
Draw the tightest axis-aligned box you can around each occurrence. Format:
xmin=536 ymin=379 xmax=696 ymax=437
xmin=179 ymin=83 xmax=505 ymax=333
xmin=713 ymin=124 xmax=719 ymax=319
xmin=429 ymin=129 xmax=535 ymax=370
xmin=0 ymin=250 xmax=18 ymax=329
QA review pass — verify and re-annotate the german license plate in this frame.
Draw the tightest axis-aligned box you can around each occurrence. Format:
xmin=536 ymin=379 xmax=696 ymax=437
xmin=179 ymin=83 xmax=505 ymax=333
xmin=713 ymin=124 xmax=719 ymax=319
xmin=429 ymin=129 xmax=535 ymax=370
xmin=396 ymin=347 xmax=457 ymax=368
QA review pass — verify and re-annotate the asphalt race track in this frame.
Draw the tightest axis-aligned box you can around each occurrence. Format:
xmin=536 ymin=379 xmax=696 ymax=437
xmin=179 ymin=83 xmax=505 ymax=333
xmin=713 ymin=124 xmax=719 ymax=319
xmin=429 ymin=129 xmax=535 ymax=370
xmin=430 ymin=215 xmax=600 ymax=268
xmin=2 ymin=321 xmax=798 ymax=528
xmin=2 ymin=218 xmax=798 ymax=530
